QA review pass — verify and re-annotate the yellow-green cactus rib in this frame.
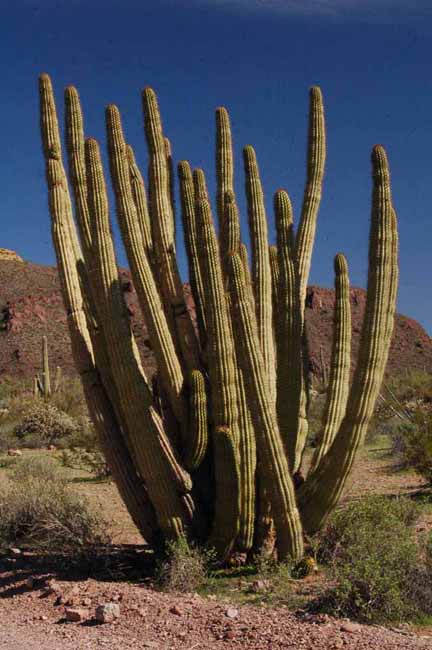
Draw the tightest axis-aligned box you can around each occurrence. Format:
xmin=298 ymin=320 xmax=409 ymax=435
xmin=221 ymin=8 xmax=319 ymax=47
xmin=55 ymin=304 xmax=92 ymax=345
xmin=299 ymin=146 xmax=398 ymax=534
xmin=196 ymin=169 xmax=256 ymax=550
xmin=41 ymin=336 xmax=51 ymax=397
xmin=269 ymin=244 xmax=279 ymax=315
xmin=208 ymin=426 xmax=241 ymax=560
xmin=220 ymin=192 xmax=256 ymax=551
xmin=227 ymin=252 xmax=303 ymax=561
xmin=45 ymin=156 xmax=158 ymax=542
xmin=292 ymin=87 xmax=326 ymax=469
xmin=243 ymin=145 xmax=276 ymax=405
xmin=142 ymin=87 xmax=200 ymax=373
xmin=64 ymin=86 xmax=92 ymax=255
xmin=274 ymin=189 xmax=302 ymax=471
xmin=220 ymin=190 xmax=241 ymax=267
xmin=193 ymin=169 xmax=240 ymax=440
xmin=184 ymin=370 xmax=208 ymax=471
xmin=39 ymin=75 xmax=82 ymax=264
xmin=105 ymin=105 xmax=188 ymax=431
xmin=295 ymin=86 xmax=326 ymax=308
xmin=126 ymin=143 xmax=153 ymax=265
xmin=309 ymin=253 xmax=351 ymax=473
xmin=62 ymin=85 xmax=149 ymax=467
xmin=178 ymin=160 xmax=207 ymax=346
xmin=85 ymin=137 xmax=192 ymax=539
xmin=165 ymin=136 xmax=176 ymax=241
xmin=216 ymin=107 xmax=234 ymax=245
xmin=193 ymin=168 xmax=243 ymax=553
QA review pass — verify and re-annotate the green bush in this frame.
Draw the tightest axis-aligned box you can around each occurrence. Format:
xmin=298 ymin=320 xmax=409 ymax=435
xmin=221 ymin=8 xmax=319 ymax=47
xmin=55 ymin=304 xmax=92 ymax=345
xmin=14 ymin=401 xmax=79 ymax=445
xmin=316 ymin=496 xmax=431 ymax=622
xmin=393 ymin=409 xmax=432 ymax=484
xmin=156 ymin=537 xmax=215 ymax=592
xmin=0 ymin=456 xmax=109 ymax=553
xmin=59 ymin=447 xmax=110 ymax=479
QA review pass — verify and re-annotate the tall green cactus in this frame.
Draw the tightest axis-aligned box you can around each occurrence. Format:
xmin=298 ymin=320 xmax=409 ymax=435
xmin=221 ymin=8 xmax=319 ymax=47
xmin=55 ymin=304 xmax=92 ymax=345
xmin=39 ymin=74 xmax=398 ymax=563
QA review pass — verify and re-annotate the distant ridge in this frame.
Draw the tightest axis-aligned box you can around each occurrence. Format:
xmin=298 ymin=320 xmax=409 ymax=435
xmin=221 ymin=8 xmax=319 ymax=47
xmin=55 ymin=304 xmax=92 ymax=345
xmin=0 ymin=258 xmax=431 ymax=381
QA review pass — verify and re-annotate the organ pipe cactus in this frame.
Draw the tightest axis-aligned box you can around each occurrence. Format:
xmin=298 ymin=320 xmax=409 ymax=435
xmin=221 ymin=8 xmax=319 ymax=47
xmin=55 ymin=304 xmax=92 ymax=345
xmin=39 ymin=74 xmax=399 ymax=562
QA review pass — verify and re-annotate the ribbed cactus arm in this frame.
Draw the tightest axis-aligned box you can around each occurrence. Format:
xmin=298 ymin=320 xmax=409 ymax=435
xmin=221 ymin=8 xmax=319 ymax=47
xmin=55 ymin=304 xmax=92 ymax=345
xmin=243 ymin=146 xmax=276 ymax=405
xmin=85 ymin=137 xmax=192 ymax=539
xmin=221 ymin=190 xmax=256 ymax=552
xmin=165 ymin=136 xmax=176 ymax=240
xmin=295 ymin=86 xmax=326 ymax=308
xmin=227 ymin=252 xmax=303 ymax=561
xmin=221 ymin=190 xmax=241 ymax=260
xmin=178 ymin=160 xmax=207 ymax=346
xmin=309 ymin=253 xmax=351 ymax=473
xmin=142 ymin=87 xmax=200 ymax=373
xmin=184 ymin=370 xmax=208 ymax=471
xmin=193 ymin=169 xmax=244 ymax=553
xmin=216 ymin=107 xmax=235 ymax=248
xmin=39 ymin=75 xmax=82 ymax=264
xmin=299 ymin=146 xmax=398 ymax=534
xmin=193 ymin=169 xmax=240 ymax=439
xmin=64 ymin=86 xmax=92 ymax=256
xmin=208 ymin=426 xmax=241 ymax=560
xmin=41 ymin=336 xmax=51 ymax=397
xmin=45 ymin=155 xmax=158 ymax=542
xmin=274 ymin=189 xmax=303 ymax=471
xmin=105 ymin=105 xmax=187 ymax=431
xmin=126 ymin=144 xmax=153 ymax=264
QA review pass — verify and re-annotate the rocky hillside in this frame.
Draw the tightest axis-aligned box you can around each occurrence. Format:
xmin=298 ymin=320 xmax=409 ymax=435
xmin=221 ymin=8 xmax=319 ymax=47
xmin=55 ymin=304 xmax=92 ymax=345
xmin=0 ymin=257 xmax=431 ymax=383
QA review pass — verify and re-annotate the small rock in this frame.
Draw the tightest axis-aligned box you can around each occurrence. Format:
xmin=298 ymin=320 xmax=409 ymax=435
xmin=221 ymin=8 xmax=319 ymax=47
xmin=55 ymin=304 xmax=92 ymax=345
xmin=249 ymin=579 xmax=270 ymax=593
xmin=331 ymin=638 xmax=344 ymax=649
xmin=39 ymin=615 xmax=48 ymax=621
xmin=47 ymin=444 xmax=56 ymax=451
xmin=340 ymin=622 xmax=362 ymax=633
xmin=25 ymin=577 xmax=35 ymax=589
xmin=225 ymin=607 xmax=239 ymax=619
xmin=42 ymin=580 xmax=62 ymax=597
xmin=95 ymin=603 xmax=121 ymax=624
xmin=9 ymin=547 xmax=22 ymax=556
xmin=65 ymin=608 xmax=87 ymax=623
xmin=169 ymin=605 xmax=182 ymax=616
xmin=224 ymin=630 xmax=236 ymax=640
xmin=7 ymin=449 xmax=22 ymax=457
xmin=82 ymin=597 xmax=91 ymax=607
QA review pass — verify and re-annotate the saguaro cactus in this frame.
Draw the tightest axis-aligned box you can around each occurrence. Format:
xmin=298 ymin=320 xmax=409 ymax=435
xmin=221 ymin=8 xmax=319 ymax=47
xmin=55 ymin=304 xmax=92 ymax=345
xmin=39 ymin=74 xmax=398 ymax=562
xmin=34 ymin=336 xmax=61 ymax=398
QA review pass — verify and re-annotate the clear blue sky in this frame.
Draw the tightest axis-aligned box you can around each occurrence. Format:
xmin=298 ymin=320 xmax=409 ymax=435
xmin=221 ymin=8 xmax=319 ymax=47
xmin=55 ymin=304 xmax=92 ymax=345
xmin=1 ymin=1 xmax=431 ymax=333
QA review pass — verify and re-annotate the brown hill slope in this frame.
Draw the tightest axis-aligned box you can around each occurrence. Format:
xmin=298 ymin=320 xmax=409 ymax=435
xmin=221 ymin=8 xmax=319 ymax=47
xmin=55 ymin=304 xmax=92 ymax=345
xmin=0 ymin=258 xmax=431 ymax=382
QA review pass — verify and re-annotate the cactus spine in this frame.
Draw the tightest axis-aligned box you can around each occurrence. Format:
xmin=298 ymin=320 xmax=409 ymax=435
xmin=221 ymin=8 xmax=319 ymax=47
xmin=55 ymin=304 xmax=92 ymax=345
xmin=40 ymin=75 xmax=398 ymax=563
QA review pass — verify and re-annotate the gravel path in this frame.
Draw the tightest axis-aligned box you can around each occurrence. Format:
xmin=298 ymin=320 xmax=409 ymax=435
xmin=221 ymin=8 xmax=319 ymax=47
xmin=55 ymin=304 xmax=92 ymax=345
xmin=1 ymin=570 xmax=431 ymax=650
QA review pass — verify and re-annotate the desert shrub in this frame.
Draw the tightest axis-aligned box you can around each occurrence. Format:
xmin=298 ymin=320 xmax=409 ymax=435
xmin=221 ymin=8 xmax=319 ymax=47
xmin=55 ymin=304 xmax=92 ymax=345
xmin=56 ymin=414 xmax=110 ymax=479
xmin=51 ymin=377 xmax=89 ymax=420
xmin=392 ymin=409 xmax=432 ymax=484
xmin=0 ymin=455 xmax=108 ymax=553
xmin=59 ymin=447 xmax=110 ymax=479
xmin=316 ymin=495 xmax=429 ymax=622
xmin=156 ymin=537 xmax=215 ymax=592
xmin=14 ymin=401 xmax=78 ymax=445
xmin=386 ymin=370 xmax=432 ymax=405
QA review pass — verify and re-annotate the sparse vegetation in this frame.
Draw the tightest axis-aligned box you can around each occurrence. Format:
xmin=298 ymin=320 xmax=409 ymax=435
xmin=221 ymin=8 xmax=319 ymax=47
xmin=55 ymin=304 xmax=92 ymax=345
xmin=0 ymin=455 xmax=109 ymax=553
xmin=156 ymin=537 xmax=215 ymax=593
xmin=315 ymin=495 xmax=432 ymax=622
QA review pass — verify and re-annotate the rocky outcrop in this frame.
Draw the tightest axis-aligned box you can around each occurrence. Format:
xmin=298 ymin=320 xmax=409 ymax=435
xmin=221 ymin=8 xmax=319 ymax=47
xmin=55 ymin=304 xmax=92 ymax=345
xmin=0 ymin=249 xmax=23 ymax=263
